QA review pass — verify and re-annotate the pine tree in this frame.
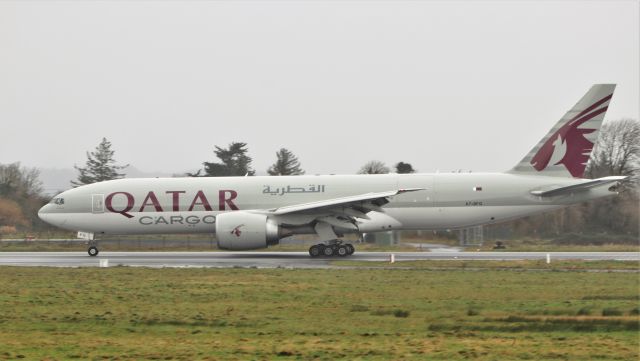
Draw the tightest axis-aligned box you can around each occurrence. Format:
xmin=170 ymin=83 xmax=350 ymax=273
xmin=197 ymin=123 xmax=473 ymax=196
xmin=72 ymin=138 xmax=128 ymax=186
xmin=267 ymin=148 xmax=305 ymax=176
xmin=395 ymin=162 xmax=415 ymax=174
xmin=201 ymin=142 xmax=255 ymax=177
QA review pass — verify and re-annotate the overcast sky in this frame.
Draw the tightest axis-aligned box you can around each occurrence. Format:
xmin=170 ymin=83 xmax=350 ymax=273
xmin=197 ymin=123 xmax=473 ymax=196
xmin=1 ymin=1 xmax=638 ymax=179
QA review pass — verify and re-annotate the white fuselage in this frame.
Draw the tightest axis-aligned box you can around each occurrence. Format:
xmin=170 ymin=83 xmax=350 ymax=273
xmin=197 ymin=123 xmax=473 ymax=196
xmin=38 ymin=173 xmax=615 ymax=236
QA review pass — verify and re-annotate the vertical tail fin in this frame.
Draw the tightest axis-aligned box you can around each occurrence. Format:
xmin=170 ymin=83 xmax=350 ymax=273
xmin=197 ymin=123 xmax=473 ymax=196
xmin=510 ymin=84 xmax=616 ymax=178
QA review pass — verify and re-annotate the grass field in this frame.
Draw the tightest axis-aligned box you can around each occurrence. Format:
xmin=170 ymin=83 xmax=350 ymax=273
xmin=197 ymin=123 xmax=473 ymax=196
xmin=0 ymin=266 xmax=638 ymax=360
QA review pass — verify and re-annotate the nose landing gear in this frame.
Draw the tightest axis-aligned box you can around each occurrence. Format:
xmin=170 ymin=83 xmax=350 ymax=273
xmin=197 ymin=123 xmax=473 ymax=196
xmin=87 ymin=241 xmax=99 ymax=257
xmin=309 ymin=240 xmax=355 ymax=258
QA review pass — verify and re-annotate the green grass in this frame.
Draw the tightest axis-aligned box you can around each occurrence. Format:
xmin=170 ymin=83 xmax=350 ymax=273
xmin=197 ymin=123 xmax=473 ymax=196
xmin=0 ymin=267 xmax=638 ymax=360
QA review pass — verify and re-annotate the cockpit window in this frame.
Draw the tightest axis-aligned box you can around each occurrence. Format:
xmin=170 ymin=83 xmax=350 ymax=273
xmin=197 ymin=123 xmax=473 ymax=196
xmin=51 ymin=197 xmax=65 ymax=205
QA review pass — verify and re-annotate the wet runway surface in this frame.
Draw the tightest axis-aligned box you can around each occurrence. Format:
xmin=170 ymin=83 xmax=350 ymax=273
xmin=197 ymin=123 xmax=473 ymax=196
xmin=0 ymin=251 xmax=637 ymax=268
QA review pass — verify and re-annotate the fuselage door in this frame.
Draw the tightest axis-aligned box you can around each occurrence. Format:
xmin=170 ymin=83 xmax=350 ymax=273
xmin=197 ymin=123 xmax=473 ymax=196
xmin=92 ymin=194 xmax=105 ymax=214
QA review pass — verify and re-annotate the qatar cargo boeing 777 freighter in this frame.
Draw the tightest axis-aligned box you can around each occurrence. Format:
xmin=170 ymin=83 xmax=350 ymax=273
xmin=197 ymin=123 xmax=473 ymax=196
xmin=39 ymin=84 xmax=626 ymax=257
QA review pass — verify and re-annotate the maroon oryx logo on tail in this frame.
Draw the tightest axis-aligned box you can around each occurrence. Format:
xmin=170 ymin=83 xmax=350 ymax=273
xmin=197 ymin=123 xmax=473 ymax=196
xmin=530 ymin=93 xmax=612 ymax=178
xmin=231 ymin=224 xmax=244 ymax=237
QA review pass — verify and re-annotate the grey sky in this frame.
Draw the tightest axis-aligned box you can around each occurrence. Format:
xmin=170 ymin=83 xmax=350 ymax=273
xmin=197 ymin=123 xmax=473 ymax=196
xmin=1 ymin=1 xmax=638 ymax=179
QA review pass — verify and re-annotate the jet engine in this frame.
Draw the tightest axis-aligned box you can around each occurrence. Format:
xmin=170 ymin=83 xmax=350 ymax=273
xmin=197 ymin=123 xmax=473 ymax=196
xmin=215 ymin=211 xmax=281 ymax=250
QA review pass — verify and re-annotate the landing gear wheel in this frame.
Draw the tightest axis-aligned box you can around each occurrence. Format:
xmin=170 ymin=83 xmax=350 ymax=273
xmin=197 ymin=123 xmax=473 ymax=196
xmin=309 ymin=245 xmax=321 ymax=257
xmin=307 ymin=241 xmax=354 ymax=258
xmin=345 ymin=244 xmax=355 ymax=255
xmin=88 ymin=246 xmax=99 ymax=257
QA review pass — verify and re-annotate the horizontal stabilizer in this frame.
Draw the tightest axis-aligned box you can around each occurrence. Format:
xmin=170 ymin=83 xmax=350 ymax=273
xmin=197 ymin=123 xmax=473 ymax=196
xmin=530 ymin=176 xmax=626 ymax=197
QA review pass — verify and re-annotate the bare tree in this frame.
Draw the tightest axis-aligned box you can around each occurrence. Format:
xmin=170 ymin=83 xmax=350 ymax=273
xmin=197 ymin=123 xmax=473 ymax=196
xmin=586 ymin=118 xmax=640 ymax=189
xmin=0 ymin=163 xmax=45 ymax=229
xmin=268 ymin=148 xmax=305 ymax=176
xmin=358 ymin=160 xmax=390 ymax=174
xmin=0 ymin=198 xmax=28 ymax=228
xmin=0 ymin=163 xmax=42 ymax=198
xmin=584 ymin=116 xmax=640 ymax=234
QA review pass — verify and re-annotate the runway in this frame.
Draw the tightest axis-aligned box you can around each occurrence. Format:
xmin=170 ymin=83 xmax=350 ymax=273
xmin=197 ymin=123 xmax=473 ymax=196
xmin=0 ymin=251 xmax=637 ymax=268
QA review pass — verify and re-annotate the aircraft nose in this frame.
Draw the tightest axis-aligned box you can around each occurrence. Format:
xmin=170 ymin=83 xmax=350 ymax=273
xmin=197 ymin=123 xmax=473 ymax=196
xmin=38 ymin=203 xmax=69 ymax=229
xmin=38 ymin=204 xmax=59 ymax=226
xmin=38 ymin=204 xmax=52 ymax=223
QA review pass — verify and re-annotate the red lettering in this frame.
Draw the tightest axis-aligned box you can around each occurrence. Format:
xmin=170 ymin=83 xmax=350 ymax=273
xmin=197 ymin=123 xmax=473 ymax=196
xmin=139 ymin=191 xmax=163 ymax=212
xmin=105 ymin=192 xmax=135 ymax=218
xmin=219 ymin=190 xmax=239 ymax=210
xmin=166 ymin=191 xmax=185 ymax=211
xmin=188 ymin=190 xmax=213 ymax=211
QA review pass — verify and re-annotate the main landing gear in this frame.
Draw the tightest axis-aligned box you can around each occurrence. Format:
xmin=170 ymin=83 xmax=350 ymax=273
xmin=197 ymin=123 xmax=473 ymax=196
xmin=308 ymin=240 xmax=355 ymax=257
xmin=87 ymin=241 xmax=99 ymax=257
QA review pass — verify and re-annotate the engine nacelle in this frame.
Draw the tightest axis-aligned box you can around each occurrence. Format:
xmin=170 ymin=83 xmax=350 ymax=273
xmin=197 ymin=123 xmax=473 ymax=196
xmin=215 ymin=211 xmax=280 ymax=250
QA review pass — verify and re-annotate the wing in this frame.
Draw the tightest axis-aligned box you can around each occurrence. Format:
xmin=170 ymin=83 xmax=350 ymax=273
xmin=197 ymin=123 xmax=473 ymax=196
xmin=258 ymin=188 xmax=424 ymax=240
xmin=269 ymin=188 xmax=422 ymax=215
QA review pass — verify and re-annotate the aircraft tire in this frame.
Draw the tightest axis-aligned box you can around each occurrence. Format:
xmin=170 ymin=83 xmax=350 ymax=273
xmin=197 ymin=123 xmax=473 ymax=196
xmin=322 ymin=245 xmax=334 ymax=257
xmin=337 ymin=245 xmax=348 ymax=257
xmin=309 ymin=245 xmax=321 ymax=257
xmin=88 ymin=246 xmax=99 ymax=257
xmin=345 ymin=244 xmax=355 ymax=255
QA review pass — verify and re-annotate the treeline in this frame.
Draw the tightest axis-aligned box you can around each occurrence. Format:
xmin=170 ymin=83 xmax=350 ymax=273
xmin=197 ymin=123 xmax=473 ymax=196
xmin=489 ymin=196 xmax=638 ymax=242
xmin=184 ymin=142 xmax=416 ymax=177
xmin=69 ymin=139 xmax=416 ymax=182
xmin=0 ymin=119 xmax=638 ymax=240
xmin=0 ymin=163 xmax=47 ymax=234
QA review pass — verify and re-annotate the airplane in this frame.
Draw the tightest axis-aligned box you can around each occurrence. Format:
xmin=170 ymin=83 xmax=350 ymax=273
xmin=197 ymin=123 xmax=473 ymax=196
xmin=38 ymin=84 xmax=626 ymax=257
